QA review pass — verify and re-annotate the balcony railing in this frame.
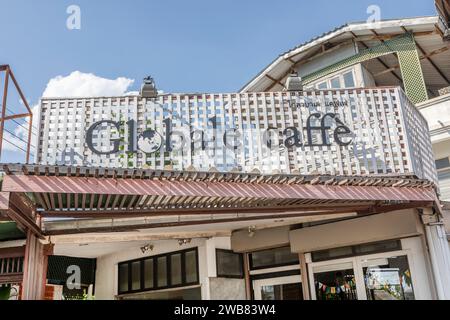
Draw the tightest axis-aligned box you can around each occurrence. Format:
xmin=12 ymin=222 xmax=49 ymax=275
xmin=0 ymin=256 xmax=24 ymax=285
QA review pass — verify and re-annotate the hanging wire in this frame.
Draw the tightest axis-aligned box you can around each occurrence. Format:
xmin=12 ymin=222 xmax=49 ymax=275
xmin=8 ymin=117 xmax=37 ymax=137
xmin=0 ymin=103 xmax=38 ymax=134
xmin=3 ymin=127 xmax=35 ymax=149
xmin=0 ymin=104 xmax=37 ymax=156
xmin=5 ymin=106 xmax=38 ymax=136
xmin=2 ymin=136 xmax=29 ymax=154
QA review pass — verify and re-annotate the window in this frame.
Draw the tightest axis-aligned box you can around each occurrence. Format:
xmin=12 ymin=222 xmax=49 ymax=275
xmin=143 ymin=259 xmax=154 ymax=289
xmin=216 ymin=249 xmax=244 ymax=278
xmin=118 ymin=263 xmax=129 ymax=293
xmin=343 ymin=71 xmax=355 ymax=88
xmin=438 ymin=170 xmax=450 ymax=201
xmin=317 ymin=82 xmax=328 ymax=90
xmin=131 ymin=261 xmax=141 ymax=291
xmin=157 ymin=256 xmax=168 ymax=288
xmin=330 ymin=77 xmax=341 ymax=89
xmin=435 ymin=157 xmax=450 ymax=170
xmin=311 ymin=240 xmax=402 ymax=262
xmin=314 ymin=69 xmax=356 ymax=90
xmin=363 ymin=255 xmax=415 ymax=300
xmin=249 ymin=246 xmax=299 ymax=270
xmin=119 ymin=287 xmax=201 ymax=300
xmin=185 ymin=249 xmax=199 ymax=284
xmin=171 ymin=253 xmax=182 ymax=286
xmin=117 ymin=248 xmax=199 ymax=294
xmin=313 ymin=263 xmax=357 ymax=300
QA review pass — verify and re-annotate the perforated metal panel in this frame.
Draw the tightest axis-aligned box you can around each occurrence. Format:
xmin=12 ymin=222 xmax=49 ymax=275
xmin=303 ymin=33 xmax=428 ymax=104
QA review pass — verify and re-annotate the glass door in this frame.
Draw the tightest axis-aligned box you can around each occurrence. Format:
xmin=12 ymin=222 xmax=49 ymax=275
xmin=253 ymin=275 xmax=303 ymax=300
xmin=308 ymin=250 xmax=417 ymax=300
xmin=310 ymin=260 xmax=362 ymax=300
xmin=361 ymin=255 xmax=415 ymax=300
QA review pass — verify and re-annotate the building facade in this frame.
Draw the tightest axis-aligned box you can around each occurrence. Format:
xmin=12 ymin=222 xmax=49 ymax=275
xmin=1 ymin=3 xmax=450 ymax=301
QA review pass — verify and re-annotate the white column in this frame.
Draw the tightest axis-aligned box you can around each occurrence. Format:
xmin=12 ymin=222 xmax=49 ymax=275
xmin=423 ymin=210 xmax=450 ymax=300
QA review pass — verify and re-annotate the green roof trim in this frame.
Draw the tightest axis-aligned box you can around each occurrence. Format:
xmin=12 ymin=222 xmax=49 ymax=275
xmin=0 ymin=222 xmax=25 ymax=241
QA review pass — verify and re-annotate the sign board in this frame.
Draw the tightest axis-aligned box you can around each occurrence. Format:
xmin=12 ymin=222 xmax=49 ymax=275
xmin=36 ymin=88 xmax=436 ymax=182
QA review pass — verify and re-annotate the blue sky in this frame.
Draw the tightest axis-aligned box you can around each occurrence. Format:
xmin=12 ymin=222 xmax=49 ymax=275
xmin=0 ymin=0 xmax=436 ymax=162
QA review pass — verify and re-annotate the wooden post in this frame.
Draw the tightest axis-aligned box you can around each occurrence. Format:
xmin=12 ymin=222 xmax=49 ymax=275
xmin=299 ymin=253 xmax=311 ymax=300
xmin=21 ymin=231 xmax=51 ymax=300
xmin=243 ymin=253 xmax=252 ymax=300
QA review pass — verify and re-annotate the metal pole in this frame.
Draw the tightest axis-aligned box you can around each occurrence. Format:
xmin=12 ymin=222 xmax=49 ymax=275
xmin=0 ymin=66 xmax=10 ymax=161
xmin=26 ymin=112 xmax=33 ymax=163
xmin=9 ymin=68 xmax=33 ymax=163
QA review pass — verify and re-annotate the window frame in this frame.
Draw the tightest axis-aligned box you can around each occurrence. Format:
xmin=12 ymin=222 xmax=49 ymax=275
xmin=311 ymin=239 xmax=402 ymax=262
xmin=343 ymin=70 xmax=356 ymax=88
xmin=117 ymin=247 xmax=199 ymax=295
xmin=435 ymin=157 xmax=450 ymax=171
xmin=330 ymin=76 xmax=342 ymax=89
xmin=249 ymin=246 xmax=300 ymax=271
xmin=313 ymin=67 xmax=357 ymax=90
xmin=215 ymin=249 xmax=244 ymax=279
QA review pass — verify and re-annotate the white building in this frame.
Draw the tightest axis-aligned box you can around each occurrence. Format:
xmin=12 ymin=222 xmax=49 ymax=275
xmin=2 ymin=4 xmax=450 ymax=301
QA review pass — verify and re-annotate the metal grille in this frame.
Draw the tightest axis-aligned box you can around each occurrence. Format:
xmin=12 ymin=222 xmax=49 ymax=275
xmin=0 ymin=257 xmax=23 ymax=275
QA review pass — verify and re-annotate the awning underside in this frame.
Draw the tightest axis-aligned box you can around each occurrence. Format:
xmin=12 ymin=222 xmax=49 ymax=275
xmin=0 ymin=164 xmax=439 ymax=236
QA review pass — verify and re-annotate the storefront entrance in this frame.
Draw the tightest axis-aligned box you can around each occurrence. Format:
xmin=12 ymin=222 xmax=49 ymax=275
xmin=253 ymin=275 xmax=302 ymax=300
xmin=248 ymin=246 xmax=303 ymax=301
xmin=308 ymin=247 xmax=416 ymax=300
xmin=310 ymin=261 xmax=358 ymax=300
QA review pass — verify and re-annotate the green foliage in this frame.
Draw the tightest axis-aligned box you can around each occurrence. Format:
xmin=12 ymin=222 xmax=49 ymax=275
xmin=0 ymin=286 xmax=11 ymax=300
xmin=63 ymin=289 xmax=95 ymax=301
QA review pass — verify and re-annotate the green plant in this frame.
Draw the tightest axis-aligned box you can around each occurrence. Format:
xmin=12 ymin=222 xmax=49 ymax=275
xmin=64 ymin=289 xmax=95 ymax=300
xmin=82 ymin=290 xmax=95 ymax=300
xmin=0 ymin=286 xmax=11 ymax=300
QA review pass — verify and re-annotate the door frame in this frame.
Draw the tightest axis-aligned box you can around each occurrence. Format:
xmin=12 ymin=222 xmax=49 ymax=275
xmin=253 ymin=274 xmax=302 ymax=300
xmin=307 ymin=256 xmax=363 ymax=300
xmin=307 ymin=248 xmax=417 ymax=300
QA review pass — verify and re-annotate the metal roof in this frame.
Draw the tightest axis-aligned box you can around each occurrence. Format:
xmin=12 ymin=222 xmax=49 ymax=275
xmin=0 ymin=163 xmax=439 ymax=236
xmin=1 ymin=163 xmax=435 ymax=188
xmin=240 ymin=16 xmax=450 ymax=95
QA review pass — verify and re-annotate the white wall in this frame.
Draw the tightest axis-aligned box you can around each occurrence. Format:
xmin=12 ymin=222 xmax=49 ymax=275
xmin=94 ymin=236 xmax=232 ymax=300
xmin=361 ymin=64 xmax=376 ymax=87
xmin=295 ymin=43 xmax=358 ymax=77
xmin=418 ymin=93 xmax=450 ymax=144
xmin=418 ymin=94 xmax=450 ymax=200
xmin=401 ymin=237 xmax=435 ymax=300
xmin=95 ymin=238 xmax=207 ymax=300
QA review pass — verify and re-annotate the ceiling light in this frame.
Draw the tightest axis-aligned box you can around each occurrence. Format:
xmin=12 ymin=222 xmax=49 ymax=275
xmin=248 ymin=226 xmax=256 ymax=238
xmin=178 ymin=238 xmax=192 ymax=246
xmin=140 ymin=244 xmax=154 ymax=254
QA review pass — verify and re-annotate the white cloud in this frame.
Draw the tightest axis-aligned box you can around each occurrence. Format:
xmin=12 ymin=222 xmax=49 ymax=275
xmin=3 ymin=71 xmax=135 ymax=158
xmin=42 ymin=71 xmax=134 ymax=98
